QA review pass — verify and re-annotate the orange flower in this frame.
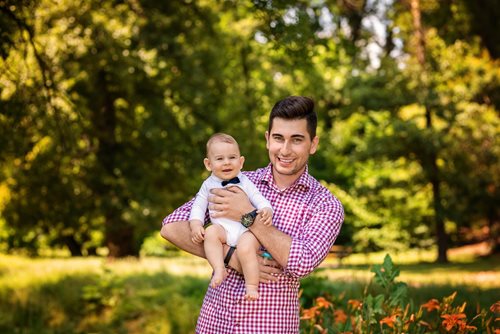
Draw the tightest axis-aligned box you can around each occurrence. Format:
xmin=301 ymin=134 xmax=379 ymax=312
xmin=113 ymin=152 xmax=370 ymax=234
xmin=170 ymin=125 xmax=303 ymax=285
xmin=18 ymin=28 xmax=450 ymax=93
xmin=348 ymin=299 xmax=362 ymax=310
xmin=380 ymin=314 xmax=398 ymax=328
xmin=334 ymin=309 xmax=348 ymax=324
xmin=316 ymin=296 xmax=332 ymax=309
xmin=441 ymin=313 xmax=467 ymax=332
xmin=494 ymin=329 xmax=500 ymax=334
xmin=301 ymin=306 xmax=319 ymax=320
xmin=422 ymin=299 xmax=440 ymax=312
xmin=490 ymin=301 xmax=500 ymax=314
xmin=458 ymin=322 xmax=477 ymax=332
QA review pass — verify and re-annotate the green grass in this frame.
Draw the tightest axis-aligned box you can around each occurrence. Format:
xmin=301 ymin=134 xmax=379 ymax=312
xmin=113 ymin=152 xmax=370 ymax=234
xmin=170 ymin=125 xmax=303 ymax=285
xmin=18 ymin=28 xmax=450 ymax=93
xmin=0 ymin=251 xmax=498 ymax=334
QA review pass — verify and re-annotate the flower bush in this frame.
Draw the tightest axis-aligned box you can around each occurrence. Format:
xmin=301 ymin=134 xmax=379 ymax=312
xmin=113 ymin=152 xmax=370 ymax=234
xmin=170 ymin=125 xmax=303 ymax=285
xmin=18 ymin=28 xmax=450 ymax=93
xmin=300 ymin=255 xmax=499 ymax=334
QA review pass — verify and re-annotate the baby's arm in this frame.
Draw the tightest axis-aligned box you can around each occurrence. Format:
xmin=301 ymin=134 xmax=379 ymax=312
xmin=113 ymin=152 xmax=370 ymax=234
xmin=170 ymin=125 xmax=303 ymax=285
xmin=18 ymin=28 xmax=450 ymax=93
xmin=257 ymin=207 xmax=273 ymax=226
xmin=189 ymin=180 xmax=210 ymax=244
xmin=189 ymin=219 xmax=205 ymax=244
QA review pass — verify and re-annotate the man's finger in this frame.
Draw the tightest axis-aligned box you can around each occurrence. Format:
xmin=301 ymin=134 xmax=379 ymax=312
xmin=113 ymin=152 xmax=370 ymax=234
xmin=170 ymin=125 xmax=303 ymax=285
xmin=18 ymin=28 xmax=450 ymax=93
xmin=208 ymin=195 xmax=223 ymax=204
xmin=258 ymin=255 xmax=281 ymax=269
xmin=259 ymin=272 xmax=279 ymax=283
xmin=209 ymin=188 xmax=228 ymax=196
xmin=225 ymin=185 xmax=243 ymax=193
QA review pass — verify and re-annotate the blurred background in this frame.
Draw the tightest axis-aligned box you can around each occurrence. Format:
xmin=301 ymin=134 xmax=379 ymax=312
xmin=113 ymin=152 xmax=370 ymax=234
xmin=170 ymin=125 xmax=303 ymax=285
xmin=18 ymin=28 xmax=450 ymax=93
xmin=0 ymin=0 xmax=499 ymax=332
xmin=1 ymin=0 xmax=498 ymax=261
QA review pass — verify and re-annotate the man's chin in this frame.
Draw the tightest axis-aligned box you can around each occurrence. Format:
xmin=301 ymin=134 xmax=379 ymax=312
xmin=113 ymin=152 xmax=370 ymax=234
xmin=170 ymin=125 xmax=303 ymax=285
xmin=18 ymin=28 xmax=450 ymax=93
xmin=274 ymin=165 xmax=296 ymax=176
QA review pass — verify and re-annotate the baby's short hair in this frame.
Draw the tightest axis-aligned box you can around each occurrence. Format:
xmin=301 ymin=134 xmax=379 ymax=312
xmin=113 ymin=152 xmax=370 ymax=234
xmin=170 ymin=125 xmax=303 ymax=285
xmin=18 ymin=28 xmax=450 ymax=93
xmin=206 ymin=133 xmax=240 ymax=156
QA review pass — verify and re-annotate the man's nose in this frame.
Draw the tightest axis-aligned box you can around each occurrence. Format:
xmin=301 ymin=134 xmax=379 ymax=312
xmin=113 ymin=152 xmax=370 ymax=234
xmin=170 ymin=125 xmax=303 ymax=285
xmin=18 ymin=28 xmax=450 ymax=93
xmin=281 ymin=141 xmax=291 ymax=155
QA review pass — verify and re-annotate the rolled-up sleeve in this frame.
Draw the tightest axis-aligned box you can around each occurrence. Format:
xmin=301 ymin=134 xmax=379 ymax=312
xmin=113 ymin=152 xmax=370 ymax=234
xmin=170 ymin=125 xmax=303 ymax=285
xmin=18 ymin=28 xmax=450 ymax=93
xmin=285 ymin=196 xmax=344 ymax=278
xmin=162 ymin=198 xmax=195 ymax=226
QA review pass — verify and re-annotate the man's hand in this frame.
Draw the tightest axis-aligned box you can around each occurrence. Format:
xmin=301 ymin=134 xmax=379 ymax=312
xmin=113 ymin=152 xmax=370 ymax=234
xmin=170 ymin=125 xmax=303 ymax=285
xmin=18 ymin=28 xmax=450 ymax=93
xmin=208 ymin=186 xmax=254 ymax=221
xmin=257 ymin=207 xmax=273 ymax=226
xmin=223 ymin=245 xmax=282 ymax=283
xmin=257 ymin=251 xmax=282 ymax=283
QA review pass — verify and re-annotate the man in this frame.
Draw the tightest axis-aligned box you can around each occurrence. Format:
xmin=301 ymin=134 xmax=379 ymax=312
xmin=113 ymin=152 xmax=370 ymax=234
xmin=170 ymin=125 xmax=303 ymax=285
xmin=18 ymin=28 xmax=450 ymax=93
xmin=161 ymin=96 xmax=344 ymax=333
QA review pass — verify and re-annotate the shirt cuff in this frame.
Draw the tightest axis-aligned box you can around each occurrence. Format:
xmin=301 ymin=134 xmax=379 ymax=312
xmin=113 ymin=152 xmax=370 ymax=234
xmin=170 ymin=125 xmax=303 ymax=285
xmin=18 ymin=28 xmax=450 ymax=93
xmin=284 ymin=238 xmax=316 ymax=278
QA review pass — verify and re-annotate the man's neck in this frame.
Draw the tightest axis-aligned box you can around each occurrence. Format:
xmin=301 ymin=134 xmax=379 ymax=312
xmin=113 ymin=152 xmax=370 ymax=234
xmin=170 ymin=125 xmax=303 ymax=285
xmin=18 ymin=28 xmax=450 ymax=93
xmin=272 ymin=170 xmax=304 ymax=191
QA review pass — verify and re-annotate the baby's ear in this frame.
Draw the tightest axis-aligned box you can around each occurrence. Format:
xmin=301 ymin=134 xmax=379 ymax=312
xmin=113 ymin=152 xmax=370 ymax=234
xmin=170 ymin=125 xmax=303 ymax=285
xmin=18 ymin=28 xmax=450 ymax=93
xmin=203 ymin=158 xmax=212 ymax=171
xmin=239 ymin=156 xmax=245 ymax=169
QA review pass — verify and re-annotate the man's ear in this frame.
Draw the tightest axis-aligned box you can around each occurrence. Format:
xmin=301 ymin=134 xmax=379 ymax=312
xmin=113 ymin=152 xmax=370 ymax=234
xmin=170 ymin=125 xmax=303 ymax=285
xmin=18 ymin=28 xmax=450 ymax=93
xmin=203 ymin=158 xmax=212 ymax=171
xmin=309 ymin=136 xmax=319 ymax=155
xmin=265 ymin=131 xmax=270 ymax=149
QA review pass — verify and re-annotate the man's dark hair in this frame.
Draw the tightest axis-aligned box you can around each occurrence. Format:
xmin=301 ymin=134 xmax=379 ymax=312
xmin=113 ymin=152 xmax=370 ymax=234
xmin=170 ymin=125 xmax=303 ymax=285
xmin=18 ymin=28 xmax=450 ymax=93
xmin=268 ymin=96 xmax=317 ymax=139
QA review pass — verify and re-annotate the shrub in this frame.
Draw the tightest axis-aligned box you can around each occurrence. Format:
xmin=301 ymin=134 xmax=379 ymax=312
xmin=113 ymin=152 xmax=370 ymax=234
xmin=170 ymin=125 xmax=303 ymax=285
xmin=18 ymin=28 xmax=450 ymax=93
xmin=300 ymin=254 xmax=499 ymax=334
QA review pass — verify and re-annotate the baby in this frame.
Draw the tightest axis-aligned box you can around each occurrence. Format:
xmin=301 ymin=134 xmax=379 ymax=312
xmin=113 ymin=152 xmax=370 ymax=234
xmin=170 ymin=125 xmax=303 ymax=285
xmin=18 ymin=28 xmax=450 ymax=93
xmin=189 ymin=133 xmax=272 ymax=300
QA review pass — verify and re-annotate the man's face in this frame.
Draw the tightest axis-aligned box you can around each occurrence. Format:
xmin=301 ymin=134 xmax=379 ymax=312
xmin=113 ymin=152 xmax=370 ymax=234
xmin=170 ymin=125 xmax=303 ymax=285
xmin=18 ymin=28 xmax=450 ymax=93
xmin=204 ymin=141 xmax=244 ymax=180
xmin=265 ymin=117 xmax=319 ymax=187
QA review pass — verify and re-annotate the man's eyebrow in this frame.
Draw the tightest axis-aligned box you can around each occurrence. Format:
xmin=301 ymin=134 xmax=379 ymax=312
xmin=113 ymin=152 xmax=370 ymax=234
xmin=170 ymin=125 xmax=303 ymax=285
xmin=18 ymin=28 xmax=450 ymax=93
xmin=271 ymin=133 xmax=306 ymax=138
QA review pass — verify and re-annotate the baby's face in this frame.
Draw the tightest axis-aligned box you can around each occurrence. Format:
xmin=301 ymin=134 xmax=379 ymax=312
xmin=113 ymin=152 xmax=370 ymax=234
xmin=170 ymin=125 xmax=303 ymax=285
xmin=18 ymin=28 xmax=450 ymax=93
xmin=205 ymin=141 xmax=244 ymax=180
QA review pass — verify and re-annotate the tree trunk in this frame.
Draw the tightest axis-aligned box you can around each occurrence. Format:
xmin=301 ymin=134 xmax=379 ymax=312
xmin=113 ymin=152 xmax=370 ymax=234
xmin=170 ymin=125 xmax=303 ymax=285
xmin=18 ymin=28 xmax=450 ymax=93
xmin=428 ymin=146 xmax=448 ymax=263
xmin=105 ymin=211 xmax=137 ymax=258
xmin=93 ymin=69 xmax=138 ymax=258
xmin=410 ymin=0 xmax=448 ymax=263
xmin=64 ymin=235 xmax=83 ymax=257
xmin=487 ymin=212 xmax=499 ymax=254
xmin=410 ymin=0 xmax=425 ymax=65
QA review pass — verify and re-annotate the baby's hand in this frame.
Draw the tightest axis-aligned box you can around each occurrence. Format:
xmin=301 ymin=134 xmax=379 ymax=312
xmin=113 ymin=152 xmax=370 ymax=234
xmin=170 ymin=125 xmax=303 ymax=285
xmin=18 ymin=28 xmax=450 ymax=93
xmin=190 ymin=224 xmax=205 ymax=244
xmin=258 ymin=207 xmax=273 ymax=226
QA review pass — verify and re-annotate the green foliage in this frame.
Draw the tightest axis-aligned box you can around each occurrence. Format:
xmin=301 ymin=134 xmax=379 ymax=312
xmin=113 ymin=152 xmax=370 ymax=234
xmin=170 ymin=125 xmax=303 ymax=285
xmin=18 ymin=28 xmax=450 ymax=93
xmin=300 ymin=255 xmax=498 ymax=334
xmin=81 ymin=267 xmax=122 ymax=313
xmin=0 ymin=0 xmax=499 ymax=258
xmin=371 ymin=255 xmax=409 ymax=308
xmin=140 ymin=232 xmax=179 ymax=257
xmin=0 ymin=256 xmax=208 ymax=333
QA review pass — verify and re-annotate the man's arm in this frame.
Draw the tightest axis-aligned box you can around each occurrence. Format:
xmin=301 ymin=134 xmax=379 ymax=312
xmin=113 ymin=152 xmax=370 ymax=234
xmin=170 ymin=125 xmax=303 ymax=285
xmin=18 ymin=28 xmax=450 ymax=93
xmin=208 ymin=186 xmax=344 ymax=277
xmin=208 ymin=187 xmax=291 ymax=268
xmin=248 ymin=219 xmax=291 ymax=268
xmin=253 ymin=198 xmax=344 ymax=278
xmin=161 ymin=194 xmax=282 ymax=282
xmin=161 ymin=221 xmax=205 ymax=257
xmin=161 ymin=221 xmax=281 ymax=282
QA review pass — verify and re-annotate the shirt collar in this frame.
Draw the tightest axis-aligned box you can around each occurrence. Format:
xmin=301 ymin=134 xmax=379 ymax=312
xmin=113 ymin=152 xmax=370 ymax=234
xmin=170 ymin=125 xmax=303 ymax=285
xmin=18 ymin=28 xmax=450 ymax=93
xmin=260 ymin=163 xmax=312 ymax=191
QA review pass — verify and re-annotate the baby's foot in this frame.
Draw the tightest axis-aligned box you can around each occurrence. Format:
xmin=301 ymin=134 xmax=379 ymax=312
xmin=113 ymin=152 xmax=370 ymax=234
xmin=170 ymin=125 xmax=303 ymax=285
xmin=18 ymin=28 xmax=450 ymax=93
xmin=210 ymin=268 xmax=228 ymax=288
xmin=244 ymin=284 xmax=259 ymax=301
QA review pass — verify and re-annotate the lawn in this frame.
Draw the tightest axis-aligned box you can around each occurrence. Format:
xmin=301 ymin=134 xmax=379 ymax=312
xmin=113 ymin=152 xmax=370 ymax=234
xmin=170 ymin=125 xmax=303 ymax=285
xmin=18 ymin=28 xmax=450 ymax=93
xmin=0 ymin=250 xmax=498 ymax=333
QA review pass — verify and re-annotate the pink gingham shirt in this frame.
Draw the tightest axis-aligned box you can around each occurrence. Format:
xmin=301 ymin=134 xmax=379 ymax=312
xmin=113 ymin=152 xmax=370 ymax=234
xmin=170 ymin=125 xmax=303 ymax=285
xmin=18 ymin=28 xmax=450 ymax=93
xmin=162 ymin=164 xmax=344 ymax=333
